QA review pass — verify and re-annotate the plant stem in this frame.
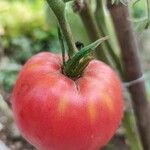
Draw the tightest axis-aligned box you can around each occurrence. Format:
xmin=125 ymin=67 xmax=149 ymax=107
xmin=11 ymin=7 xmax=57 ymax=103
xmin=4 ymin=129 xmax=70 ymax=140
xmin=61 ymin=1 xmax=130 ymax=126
xmin=79 ymin=1 xmax=109 ymax=64
xmin=123 ymin=110 xmax=143 ymax=150
xmin=58 ymin=27 xmax=66 ymax=66
xmin=95 ymin=0 xmax=124 ymax=77
xmin=46 ymin=0 xmax=77 ymax=58
xmin=107 ymin=2 xmax=150 ymax=150
xmin=145 ymin=0 xmax=150 ymax=28
xmin=95 ymin=0 xmax=105 ymax=32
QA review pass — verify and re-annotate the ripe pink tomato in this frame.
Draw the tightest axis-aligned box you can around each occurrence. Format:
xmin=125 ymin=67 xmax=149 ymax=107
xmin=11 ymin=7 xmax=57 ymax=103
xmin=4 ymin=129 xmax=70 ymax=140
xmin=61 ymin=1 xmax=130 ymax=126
xmin=12 ymin=52 xmax=124 ymax=150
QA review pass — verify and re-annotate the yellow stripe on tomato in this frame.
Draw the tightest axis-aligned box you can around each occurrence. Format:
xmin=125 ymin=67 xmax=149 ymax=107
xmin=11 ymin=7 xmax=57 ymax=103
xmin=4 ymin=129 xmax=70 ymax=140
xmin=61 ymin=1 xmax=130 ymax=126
xmin=102 ymin=92 xmax=114 ymax=112
xmin=58 ymin=94 xmax=68 ymax=115
xmin=87 ymin=99 xmax=97 ymax=123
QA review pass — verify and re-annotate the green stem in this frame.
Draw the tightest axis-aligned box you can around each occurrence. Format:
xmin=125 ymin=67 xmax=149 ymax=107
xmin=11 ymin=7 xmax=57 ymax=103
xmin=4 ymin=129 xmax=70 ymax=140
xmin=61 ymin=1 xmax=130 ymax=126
xmin=58 ymin=27 xmax=66 ymax=66
xmin=95 ymin=0 xmax=105 ymax=28
xmin=95 ymin=0 xmax=124 ymax=77
xmin=123 ymin=110 xmax=143 ymax=150
xmin=46 ymin=0 xmax=77 ymax=58
xmin=79 ymin=1 xmax=109 ymax=64
xmin=145 ymin=0 xmax=150 ymax=28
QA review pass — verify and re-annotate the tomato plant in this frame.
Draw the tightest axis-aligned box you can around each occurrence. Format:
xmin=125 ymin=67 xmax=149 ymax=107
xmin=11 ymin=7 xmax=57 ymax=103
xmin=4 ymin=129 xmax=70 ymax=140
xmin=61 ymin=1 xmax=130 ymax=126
xmin=12 ymin=52 xmax=123 ymax=150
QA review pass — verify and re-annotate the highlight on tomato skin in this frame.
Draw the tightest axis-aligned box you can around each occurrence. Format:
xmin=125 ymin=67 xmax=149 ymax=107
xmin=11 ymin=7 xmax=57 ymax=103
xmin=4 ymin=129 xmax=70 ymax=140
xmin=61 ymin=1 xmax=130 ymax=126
xmin=12 ymin=52 xmax=124 ymax=150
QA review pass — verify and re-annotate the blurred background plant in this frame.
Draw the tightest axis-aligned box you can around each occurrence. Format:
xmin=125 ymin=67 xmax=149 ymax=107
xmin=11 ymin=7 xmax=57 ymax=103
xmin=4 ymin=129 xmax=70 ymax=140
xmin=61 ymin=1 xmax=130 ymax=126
xmin=0 ymin=0 xmax=150 ymax=149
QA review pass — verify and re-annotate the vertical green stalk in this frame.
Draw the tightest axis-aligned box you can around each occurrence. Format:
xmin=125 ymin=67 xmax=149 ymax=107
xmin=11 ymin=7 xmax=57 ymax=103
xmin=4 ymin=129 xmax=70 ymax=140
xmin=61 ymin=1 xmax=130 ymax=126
xmin=79 ymin=1 xmax=110 ymax=64
xmin=95 ymin=0 xmax=106 ymax=33
xmin=145 ymin=0 xmax=150 ymax=28
xmin=123 ymin=111 xmax=143 ymax=150
xmin=58 ymin=27 xmax=66 ymax=66
xmin=46 ymin=0 xmax=77 ymax=58
xmin=95 ymin=0 xmax=124 ymax=77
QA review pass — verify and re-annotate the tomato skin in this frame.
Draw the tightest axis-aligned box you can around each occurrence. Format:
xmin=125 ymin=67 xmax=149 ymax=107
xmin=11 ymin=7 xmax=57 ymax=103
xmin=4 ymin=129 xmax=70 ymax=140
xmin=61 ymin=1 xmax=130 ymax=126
xmin=12 ymin=52 xmax=124 ymax=150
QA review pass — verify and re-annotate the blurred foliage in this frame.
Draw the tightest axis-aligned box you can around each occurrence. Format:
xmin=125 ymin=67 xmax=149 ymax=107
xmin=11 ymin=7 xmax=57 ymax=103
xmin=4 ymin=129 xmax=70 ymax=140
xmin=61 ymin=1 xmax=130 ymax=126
xmin=130 ymin=0 xmax=149 ymax=33
xmin=0 ymin=59 xmax=21 ymax=92
xmin=0 ymin=0 xmax=60 ymax=64
xmin=131 ymin=0 xmax=146 ymax=18
xmin=0 ymin=0 xmax=55 ymax=91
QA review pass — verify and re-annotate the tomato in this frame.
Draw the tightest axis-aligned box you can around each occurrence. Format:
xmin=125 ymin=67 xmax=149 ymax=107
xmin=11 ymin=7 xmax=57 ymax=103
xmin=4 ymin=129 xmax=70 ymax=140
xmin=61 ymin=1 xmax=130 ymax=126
xmin=12 ymin=52 xmax=124 ymax=150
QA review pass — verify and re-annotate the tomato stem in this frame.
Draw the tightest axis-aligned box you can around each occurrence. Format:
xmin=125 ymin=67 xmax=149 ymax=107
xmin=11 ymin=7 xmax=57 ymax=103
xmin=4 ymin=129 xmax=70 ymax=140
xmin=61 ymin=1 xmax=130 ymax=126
xmin=58 ymin=27 xmax=66 ymax=66
xmin=46 ymin=0 xmax=77 ymax=58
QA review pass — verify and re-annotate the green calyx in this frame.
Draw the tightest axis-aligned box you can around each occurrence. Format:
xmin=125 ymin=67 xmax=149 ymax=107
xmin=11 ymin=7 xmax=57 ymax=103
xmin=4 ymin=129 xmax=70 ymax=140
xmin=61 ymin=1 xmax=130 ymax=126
xmin=63 ymin=36 xmax=109 ymax=79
